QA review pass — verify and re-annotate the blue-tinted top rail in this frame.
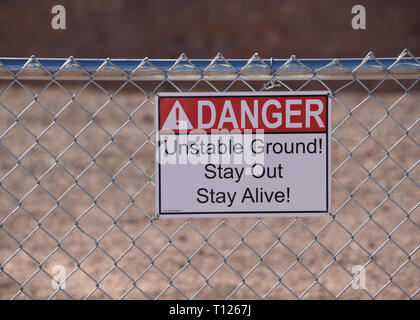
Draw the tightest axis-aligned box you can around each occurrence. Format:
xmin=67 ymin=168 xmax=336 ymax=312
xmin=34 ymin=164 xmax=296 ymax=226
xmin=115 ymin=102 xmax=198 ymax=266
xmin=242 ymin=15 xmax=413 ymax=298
xmin=0 ymin=51 xmax=419 ymax=81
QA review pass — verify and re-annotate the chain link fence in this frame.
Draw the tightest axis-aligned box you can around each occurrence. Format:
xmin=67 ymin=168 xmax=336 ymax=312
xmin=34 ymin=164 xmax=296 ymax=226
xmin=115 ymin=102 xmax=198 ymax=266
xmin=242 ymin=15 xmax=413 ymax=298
xmin=0 ymin=50 xmax=419 ymax=300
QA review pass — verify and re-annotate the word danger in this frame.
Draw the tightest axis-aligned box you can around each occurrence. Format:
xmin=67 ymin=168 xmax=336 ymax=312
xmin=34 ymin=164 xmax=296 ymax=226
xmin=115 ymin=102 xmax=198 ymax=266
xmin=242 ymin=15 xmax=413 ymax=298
xmin=159 ymin=95 xmax=327 ymax=132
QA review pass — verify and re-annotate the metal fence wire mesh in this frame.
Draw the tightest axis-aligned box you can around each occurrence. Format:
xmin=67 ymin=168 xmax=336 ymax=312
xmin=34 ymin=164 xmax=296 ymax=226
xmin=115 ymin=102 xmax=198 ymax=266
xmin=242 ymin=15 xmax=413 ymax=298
xmin=0 ymin=50 xmax=419 ymax=300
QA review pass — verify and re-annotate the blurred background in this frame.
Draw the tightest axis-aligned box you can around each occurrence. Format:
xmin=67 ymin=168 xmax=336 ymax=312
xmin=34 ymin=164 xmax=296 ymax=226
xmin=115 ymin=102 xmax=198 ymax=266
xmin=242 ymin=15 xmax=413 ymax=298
xmin=0 ymin=0 xmax=419 ymax=59
xmin=0 ymin=0 xmax=419 ymax=300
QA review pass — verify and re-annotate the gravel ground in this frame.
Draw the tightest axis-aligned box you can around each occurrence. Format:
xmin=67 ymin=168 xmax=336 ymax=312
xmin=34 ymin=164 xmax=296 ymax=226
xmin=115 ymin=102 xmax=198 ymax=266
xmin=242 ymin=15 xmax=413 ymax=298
xmin=0 ymin=79 xmax=419 ymax=299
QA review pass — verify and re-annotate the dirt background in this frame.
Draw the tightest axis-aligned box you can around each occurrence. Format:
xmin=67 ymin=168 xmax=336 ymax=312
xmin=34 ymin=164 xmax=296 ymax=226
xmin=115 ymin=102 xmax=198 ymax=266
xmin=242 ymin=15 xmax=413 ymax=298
xmin=0 ymin=0 xmax=419 ymax=300
xmin=0 ymin=77 xmax=419 ymax=299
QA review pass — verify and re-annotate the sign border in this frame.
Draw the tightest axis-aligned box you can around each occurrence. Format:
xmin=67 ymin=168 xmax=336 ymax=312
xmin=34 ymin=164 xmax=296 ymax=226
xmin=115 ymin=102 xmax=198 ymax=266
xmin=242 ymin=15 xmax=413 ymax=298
xmin=155 ymin=91 xmax=331 ymax=219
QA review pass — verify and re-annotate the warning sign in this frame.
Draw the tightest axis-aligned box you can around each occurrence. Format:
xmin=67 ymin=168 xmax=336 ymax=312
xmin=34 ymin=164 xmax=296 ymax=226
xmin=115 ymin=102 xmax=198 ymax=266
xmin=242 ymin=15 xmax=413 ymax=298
xmin=156 ymin=91 xmax=331 ymax=218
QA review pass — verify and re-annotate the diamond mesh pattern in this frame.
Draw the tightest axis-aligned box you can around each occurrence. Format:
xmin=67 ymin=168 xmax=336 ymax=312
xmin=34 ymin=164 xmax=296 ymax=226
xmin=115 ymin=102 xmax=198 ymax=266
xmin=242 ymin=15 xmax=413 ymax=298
xmin=0 ymin=50 xmax=419 ymax=299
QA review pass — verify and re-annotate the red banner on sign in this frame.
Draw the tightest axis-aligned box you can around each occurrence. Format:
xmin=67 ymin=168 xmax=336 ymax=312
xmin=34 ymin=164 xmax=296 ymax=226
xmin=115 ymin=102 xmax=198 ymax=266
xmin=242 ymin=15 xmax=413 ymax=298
xmin=158 ymin=95 xmax=328 ymax=133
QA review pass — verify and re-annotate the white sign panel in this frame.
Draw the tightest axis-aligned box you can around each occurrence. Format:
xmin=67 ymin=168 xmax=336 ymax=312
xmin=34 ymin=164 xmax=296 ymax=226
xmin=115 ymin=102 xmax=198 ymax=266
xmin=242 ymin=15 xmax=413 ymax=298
xmin=156 ymin=91 xmax=331 ymax=218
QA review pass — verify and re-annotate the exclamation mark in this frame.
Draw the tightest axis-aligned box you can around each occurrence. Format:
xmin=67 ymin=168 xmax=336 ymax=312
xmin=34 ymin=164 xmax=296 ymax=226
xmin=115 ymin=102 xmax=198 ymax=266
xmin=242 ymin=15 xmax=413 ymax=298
xmin=286 ymin=187 xmax=290 ymax=202
xmin=319 ymin=138 xmax=322 ymax=153
xmin=175 ymin=107 xmax=180 ymax=127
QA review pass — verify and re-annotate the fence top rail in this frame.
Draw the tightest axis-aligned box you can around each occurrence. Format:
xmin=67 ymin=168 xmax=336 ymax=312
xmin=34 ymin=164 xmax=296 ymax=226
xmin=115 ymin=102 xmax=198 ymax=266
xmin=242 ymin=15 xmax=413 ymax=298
xmin=0 ymin=50 xmax=419 ymax=81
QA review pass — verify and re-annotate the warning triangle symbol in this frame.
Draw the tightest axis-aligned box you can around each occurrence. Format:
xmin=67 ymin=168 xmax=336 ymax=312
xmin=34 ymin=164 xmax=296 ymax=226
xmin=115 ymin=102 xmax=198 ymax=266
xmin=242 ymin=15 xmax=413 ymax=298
xmin=162 ymin=100 xmax=193 ymax=129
